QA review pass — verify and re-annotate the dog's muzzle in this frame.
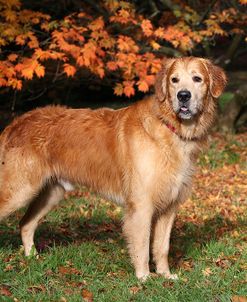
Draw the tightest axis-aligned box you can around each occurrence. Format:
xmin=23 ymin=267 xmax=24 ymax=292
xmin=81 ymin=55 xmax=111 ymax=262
xmin=176 ymin=90 xmax=193 ymax=120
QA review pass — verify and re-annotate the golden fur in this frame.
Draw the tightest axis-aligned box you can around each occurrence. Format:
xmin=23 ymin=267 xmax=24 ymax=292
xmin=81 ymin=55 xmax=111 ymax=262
xmin=0 ymin=57 xmax=226 ymax=280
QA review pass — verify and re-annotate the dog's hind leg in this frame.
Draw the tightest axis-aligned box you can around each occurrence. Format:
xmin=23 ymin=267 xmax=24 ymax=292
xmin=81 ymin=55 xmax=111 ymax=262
xmin=0 ymin=182 xmax=43 ymax=222
xmin=0 ymin=150 xmax=47 ymax=222
xmin=20 ymin=183 xmax=65 ymax=256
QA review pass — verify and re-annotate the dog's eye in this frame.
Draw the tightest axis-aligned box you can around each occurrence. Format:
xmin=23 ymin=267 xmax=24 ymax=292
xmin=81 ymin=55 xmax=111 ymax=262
xmin=171 ymin=77 xmax=179 ymax=83
xmin=193 ymin=76 xmax=202 ymax=83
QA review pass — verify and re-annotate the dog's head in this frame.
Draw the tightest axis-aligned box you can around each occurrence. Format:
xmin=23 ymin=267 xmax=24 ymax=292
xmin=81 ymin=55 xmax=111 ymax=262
xmin=155 ymin=57 xmax=227 ymax=121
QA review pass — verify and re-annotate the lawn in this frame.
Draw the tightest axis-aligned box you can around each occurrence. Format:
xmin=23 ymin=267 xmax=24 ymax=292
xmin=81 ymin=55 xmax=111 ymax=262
xmin=0 ymin=133 xmax=246 ymax=302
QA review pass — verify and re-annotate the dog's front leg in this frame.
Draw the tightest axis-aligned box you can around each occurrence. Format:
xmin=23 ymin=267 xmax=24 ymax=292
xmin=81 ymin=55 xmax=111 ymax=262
xmin=152 ymin=207 xmax=178 ymax=279
xmin=123 ymin=202 xmax=153 ymax=281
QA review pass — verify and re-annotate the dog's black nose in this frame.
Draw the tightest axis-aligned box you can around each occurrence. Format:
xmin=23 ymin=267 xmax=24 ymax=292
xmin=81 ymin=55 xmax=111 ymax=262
xmin=177 ymin=90 xmax=191 ymax=103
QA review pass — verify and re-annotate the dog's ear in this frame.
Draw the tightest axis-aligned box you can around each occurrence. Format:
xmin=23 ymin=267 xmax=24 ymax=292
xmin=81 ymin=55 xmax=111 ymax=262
xmin=155 ymin=58 xmax=176 ymax=101
xmin=202 ymin=59 xmax=227 ymax=98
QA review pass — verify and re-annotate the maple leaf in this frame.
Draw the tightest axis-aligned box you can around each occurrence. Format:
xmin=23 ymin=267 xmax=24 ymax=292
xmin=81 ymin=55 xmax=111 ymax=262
xmin=123 ymin=81 xmax=135 ymax=97
xmin=117 ymin=36 xmax=139 ymax=53
xmin=106 ymin=61 xmax=118 ymax=71
xmin=8 ymin=54 xmax=18 ymax=62
xmin=82 ymin=42 xmax=97 ymax=66
xmin=63 ymin=63 xmax=76 ymax=77
xmin=88 ymin=16 xmax=104 ymax=31
xmin=15 ymin=34 xmax=26 ymax=45
xmin=15 ymin=59 xmax=37 ymax=80
xmin=4 ymin=9 xmax=16 ymax=22
xmin=144 ymin=75 xmax=155 ymax=85
xmin=21 ymin=68 xmax=33 ymax=79
xmin=0 ymin=78 xmax=7 ymax=87
xmin=7 ymin=78 xmax=22 ymax=90
xmin=5 ymin=0 xmax=21 ymax=9
xmin=35 ymin=63 xmax=45 ymax=78
xmin=76 ymin=56 xmax=84 ymax=67
xmin=154 ymin=27 xmax=166 ymax=38
xmin=114 ymin=83 xmax=124 ymax=96
xmin=35 ymin=48 xmax=66 ymax=61
xmin=137 ymin=80 xmax=149 ymax=92
xmin=110 ymin=9 xmax=136 ymax=24
xmin=91 ymin=62 xmax=105 ymax=78
xmin=141 ymin=19 xmax=153 ymax=37
xmin=27 ymin=32 xmax=39 ymax=49
xmin=150 ymin=40 xmax=161 ymax=50
xmin=151 ymin=59 xmax=162 ymax=74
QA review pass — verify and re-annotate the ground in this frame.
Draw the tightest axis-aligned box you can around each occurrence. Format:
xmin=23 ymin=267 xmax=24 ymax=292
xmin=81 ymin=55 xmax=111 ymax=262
xmin=0 ymin=132 xmax=246 ymax=302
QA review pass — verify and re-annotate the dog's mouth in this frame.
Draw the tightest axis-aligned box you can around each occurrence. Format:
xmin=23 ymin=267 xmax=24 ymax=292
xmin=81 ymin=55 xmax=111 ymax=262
xmin=177 ymin=106 xmax=193 ymax=120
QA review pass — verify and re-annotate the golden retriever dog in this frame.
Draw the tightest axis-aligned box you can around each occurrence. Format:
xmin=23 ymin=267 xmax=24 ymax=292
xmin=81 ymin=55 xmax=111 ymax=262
xmin=0 ymin=57 xmax=226 ymax=280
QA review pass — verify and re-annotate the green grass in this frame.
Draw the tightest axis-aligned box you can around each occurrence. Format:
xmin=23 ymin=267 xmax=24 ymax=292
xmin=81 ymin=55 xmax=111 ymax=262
xmin=198 ymin=139 xmax=244 ymax=169
xmin=218 ymin=92 xmax=235 ymax=111
xmin=0 ymin=196 xmax=246 ymax=302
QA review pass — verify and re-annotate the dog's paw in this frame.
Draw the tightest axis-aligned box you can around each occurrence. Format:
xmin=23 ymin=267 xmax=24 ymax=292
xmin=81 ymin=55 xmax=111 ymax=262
xmin=25 ymin=245 xmax=38 ymax=258
xmin=157 ymin=269 xmax=178 ymax=280
xmin=164 ymin=273 xmax=178 ymax=280
xmin=136 ymin=271 xmax=150 ymax=282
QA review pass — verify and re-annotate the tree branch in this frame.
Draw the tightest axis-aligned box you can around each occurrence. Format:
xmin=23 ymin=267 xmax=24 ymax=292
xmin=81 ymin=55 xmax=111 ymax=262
xmin=159 ymin=0 xmax=181 ymax=12
xmin=83 ymin=0 xmax=108 ymax=18
xmin=140 ymin=46 xmax=182 ymax=57
xmin=197 ymin=0 xmax=218 ymax=25
xmin=222 ymin=34 xmax=243 ymax=66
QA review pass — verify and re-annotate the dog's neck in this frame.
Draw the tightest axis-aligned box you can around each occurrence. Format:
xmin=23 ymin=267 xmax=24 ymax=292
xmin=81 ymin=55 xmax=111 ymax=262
xmin=163 ymin=119 xmax=202 ymax=142
xmin=151 ymin=97 xmax=214 ymax=142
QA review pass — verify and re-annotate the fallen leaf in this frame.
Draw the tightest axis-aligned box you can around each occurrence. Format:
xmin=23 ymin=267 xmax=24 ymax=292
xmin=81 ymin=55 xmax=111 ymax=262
xmin=232 ymin=296 xmax=247 ymax=302
xmin=59 ymin=266 xmax=81 ymax=275
xmin=82 ymin=289 xmax=93 ymax=302
xmin=215 ymin=258 xmax=231 ymax=269
xmin=129 ymin=286 xmax=141 ymax=294
xmin=4 ymin=264 xmax=14 ymax=272
xmin=27 ymin=285 xmax=46 ymax=293
xmin=0 ymin=286 xmax=12 ymax=297
xmin=202 ymin=267 xmax=213 ymax=276
xmin=179 ymin=259 xmax=194 ymax=271
xmin=162 ymin=281 xmax=175 ymax=288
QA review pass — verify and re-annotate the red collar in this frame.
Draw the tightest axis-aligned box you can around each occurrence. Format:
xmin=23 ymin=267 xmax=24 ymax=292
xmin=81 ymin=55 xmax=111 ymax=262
xmin=164 ymin=120 xmax=203 ymax=142
xmin=164 ymin=121 xmax=177 ymax=134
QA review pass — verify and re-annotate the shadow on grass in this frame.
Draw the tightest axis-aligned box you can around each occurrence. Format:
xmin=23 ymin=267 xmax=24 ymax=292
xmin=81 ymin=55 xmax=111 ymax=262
xmin=0 ymin=215 xmax=123 ymax=252
xmin=0 ymin=213 xmax=244 ymax=261
xmin=170 ymin=214 xmax=244 ymax=267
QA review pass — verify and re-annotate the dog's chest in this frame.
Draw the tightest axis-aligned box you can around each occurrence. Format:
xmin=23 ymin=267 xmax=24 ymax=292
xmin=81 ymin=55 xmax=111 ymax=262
xmin=135 ymin=140 xmax=196 ymax=205
xmin=164 ymin=148 xmax=194 ymax=203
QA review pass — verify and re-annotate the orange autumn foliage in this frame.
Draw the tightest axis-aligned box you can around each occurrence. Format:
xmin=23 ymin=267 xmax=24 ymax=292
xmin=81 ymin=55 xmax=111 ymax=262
xmin=0 ymin=0 xmax=246 ymax=97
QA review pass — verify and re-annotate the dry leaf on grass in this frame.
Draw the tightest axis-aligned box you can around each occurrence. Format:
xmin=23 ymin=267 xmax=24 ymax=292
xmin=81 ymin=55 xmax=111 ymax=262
xmin=0 ymin=286 xmax=12 ymax=297
xmin=129 ymin=286 xmax=142 ymax=294
xmin=231 ymin=296 xmax=247 ymax=302
xmin=82 ymin=289 xmax=93 ymax=302
xmin=202 ymin=267 xmax=213 ymax=276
